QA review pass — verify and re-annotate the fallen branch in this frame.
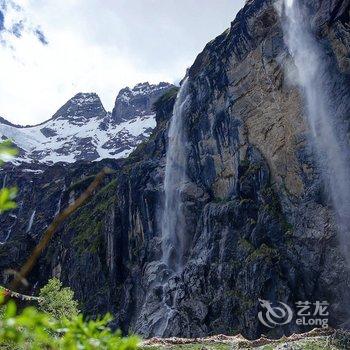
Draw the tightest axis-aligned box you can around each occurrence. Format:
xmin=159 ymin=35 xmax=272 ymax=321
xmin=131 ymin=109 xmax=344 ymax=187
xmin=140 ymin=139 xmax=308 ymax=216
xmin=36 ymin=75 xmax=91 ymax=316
xmin=0 ymin=286 xmax=43 ymax=302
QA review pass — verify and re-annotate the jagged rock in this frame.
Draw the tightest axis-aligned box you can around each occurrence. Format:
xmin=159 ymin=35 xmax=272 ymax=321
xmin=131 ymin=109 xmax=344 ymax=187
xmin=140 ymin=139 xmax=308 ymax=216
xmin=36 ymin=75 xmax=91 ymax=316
xmin=112 ymin=82 xmax=174 ymax=123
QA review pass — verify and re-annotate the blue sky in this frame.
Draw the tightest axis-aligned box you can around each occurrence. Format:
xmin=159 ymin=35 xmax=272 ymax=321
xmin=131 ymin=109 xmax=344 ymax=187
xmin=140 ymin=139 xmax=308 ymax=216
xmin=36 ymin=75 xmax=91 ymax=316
xmin=0 ymin=0 xmax=245 ymax=125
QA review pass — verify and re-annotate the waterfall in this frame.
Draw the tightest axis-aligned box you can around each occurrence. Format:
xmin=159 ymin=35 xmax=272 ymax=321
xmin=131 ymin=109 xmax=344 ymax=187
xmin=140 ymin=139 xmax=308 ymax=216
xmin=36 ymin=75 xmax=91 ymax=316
xmin=55 ymin=184 xmax=66 ymax=216
xmin=162 ymin=77 xmax=190 ymax=271
xmin=281 ymin=0 xmax=350 ymax=262
xmin=2 ymin=174 xmax=7 ymax=189
xmin=135 ymin=78 xmax=191 ymax=337
xmin=26 ymin=210 xmax=36 ymax=233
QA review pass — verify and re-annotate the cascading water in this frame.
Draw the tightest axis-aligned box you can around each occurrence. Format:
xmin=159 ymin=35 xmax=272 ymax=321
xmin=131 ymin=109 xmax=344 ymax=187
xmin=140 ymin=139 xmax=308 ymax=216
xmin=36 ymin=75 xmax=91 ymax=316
xmin=281 ymin=0 xmax=350 ymax=263
xmin=26 ymin=209 xmax=36 ymax=234
xmin=135 ymin=78 xmax=191 ymax=337
xmin=162 ymin=77 xmax=190 ymax=271
xmin=55 ymin=184 xmax=66 ymax=216
xmin=2 ymin=174 xmax=7 ymax=189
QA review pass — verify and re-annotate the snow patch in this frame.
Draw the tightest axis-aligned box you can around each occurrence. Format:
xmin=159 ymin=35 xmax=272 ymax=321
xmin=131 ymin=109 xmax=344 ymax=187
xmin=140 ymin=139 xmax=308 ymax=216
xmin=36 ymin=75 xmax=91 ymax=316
xmin=0 ymin=112 xmax=156 ymax=164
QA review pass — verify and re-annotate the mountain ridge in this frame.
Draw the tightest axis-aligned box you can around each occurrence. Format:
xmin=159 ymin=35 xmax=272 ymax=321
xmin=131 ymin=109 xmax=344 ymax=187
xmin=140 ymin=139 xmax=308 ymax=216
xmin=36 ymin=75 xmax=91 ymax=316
xmin=0 ymin=82 xmax=174 ymax=164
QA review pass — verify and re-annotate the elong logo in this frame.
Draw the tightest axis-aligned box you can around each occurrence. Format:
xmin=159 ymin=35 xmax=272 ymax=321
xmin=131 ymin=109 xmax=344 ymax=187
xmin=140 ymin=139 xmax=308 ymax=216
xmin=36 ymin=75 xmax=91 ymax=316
xmin=258 ymin=299 xmax=293 ymax=328
xmin=258 ymin=299 xmax=329 ymax=329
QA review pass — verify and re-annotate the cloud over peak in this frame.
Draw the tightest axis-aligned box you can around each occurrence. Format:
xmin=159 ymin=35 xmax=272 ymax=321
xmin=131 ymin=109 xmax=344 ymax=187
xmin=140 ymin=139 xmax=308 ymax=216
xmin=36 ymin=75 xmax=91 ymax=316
xmin=0 ymin=0 xmax=245 ymax=125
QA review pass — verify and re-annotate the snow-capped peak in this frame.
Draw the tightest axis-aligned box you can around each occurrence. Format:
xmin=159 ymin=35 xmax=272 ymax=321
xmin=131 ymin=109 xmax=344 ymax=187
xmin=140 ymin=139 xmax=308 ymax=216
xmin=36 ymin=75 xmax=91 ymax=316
xmin=51 ymin=92 xmax=106 ymax=124
xmin=112 ymin=82 xmax=173 ymax=123
xmin=0 ymin=82 xmax=174 ymax=164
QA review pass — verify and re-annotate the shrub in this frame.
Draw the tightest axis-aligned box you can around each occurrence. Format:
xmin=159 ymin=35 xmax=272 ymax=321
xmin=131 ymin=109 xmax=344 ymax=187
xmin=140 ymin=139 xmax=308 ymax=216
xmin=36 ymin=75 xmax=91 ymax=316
xmin=38 ymin=278 xmax=79 ymax=321
xmin=0 ymin=296 xmax=139 ymax=349
xmin=0 ymin=140 xmax=18 ymax=214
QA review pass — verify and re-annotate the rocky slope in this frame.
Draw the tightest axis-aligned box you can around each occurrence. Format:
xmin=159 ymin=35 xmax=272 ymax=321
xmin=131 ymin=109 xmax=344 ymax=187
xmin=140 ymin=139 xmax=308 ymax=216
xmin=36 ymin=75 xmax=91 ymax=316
xmin=0 ymin=0 xmax=350 ymax=341
xmin=142 ymin=328 xmax=349 ymax=350
xmin=0 ymin=82 xmax=173 ymax=163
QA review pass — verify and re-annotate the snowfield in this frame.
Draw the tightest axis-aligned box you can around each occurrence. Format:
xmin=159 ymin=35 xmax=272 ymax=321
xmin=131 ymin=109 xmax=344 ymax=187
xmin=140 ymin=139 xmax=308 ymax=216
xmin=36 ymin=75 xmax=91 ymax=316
xmin=0 ymin=112 xmax=156 ymax=163
xmin=0 ymin=82 xmax=172 ymax=164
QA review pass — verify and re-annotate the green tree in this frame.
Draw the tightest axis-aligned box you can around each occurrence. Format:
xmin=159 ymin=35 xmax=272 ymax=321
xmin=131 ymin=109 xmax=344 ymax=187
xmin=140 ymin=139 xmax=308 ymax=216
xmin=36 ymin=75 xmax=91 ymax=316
xmin=38 ymin=278 xmax=79 ymax=320
xmin=0 ymin=296 xmax=139 ymax=349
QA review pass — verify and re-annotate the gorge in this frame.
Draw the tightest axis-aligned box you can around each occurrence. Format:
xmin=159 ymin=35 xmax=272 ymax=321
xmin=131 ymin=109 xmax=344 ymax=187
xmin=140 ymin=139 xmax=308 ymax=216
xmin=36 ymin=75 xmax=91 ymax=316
xmin=0 ymin=0 xmax=350 ymax=341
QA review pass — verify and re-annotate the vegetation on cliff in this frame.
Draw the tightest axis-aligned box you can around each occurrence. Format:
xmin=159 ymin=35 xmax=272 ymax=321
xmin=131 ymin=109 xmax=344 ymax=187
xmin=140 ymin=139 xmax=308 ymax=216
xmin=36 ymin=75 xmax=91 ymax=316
xmin=0 ymin=141 xmax=138 ymax=349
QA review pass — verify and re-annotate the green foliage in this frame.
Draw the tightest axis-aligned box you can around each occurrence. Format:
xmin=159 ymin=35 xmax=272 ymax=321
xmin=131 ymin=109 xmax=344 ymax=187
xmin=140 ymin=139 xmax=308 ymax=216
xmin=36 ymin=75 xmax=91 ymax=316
xmin=0 ymin=140 xmax=18 ymax=214
xmin=0 ymin=296 xmax=139 ymax=350
xmin=247 ymin=243 xmax=278 ymax=263
xmin=68 ymin=180 xmax=117 ymax=255
xmin=38 ymin=278 xmax=79 ymax=321
xmin=0 ymin=187 xmax=17 ymax=214
xmin=0 ymin=140 xmax=18 ymax=165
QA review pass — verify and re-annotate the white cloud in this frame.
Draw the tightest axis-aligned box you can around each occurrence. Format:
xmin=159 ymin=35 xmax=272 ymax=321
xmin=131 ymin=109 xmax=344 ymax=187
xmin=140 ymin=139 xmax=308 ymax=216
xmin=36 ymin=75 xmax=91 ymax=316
xmin=0 ymin=0 xmax=245 ymax=125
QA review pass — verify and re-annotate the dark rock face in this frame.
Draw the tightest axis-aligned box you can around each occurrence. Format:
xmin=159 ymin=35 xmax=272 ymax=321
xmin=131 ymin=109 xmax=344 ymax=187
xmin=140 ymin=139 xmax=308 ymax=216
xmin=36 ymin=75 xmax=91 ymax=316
xmin=1 ymin=0 xmax=350 ymax=341
xmin=0 ymin=116 xmax=21 ymax=128
xmin=0 ymin=159 xmax=122 ymax=290
xmin=50 ymin=93 xmax=107 ymax=124
xmin=112 ymin=82 xmax=173 ymax=123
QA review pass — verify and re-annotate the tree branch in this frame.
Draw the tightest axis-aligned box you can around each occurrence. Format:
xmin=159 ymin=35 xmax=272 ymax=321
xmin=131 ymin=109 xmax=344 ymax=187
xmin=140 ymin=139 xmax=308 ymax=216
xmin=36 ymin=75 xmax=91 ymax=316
xmin=8 ymin=166 xmax=112 ymax=293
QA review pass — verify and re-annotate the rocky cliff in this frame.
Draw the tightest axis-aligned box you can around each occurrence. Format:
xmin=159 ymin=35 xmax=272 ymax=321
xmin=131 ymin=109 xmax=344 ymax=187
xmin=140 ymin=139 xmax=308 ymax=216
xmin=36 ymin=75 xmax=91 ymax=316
xmin=0 ymin=0 xmax=350 ymax=341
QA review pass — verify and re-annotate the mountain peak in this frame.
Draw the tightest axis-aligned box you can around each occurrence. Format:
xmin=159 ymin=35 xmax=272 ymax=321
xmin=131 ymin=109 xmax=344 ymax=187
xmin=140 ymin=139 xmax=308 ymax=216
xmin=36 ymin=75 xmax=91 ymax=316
xmin=71 ymin=92 xmax=101 ymax=103
xmin=52 ymin=92 xmax=106 ymax=123
xmin=112 ymin=81 xmax=174 ymax=123
xmin=0 ymin=82 xmax=173 ymax=164
xmin=133 ymin=81 xmax=173 ymax=95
